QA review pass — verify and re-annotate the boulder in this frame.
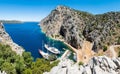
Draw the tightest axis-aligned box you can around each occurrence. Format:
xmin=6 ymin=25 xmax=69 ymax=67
xmin=44 ymin=56 xmax=120 ymax=74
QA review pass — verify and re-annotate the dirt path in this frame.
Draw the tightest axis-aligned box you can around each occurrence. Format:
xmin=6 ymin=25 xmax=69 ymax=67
xmin=61 ymin=50 xmax=71 ymax=59
xmin=63 ymin=40 xmax=95 ymax=63
xmin=63 ymin=41 xmax=78 ymax=52
xmin=108 ymin=45 xmax=120 ymax=58
xmin=109 ymin=45 xmax=117 ymax=58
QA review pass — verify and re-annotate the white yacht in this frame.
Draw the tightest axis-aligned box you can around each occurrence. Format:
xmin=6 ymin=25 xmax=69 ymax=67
xmin=39 ymin=49 xmax=49 ymax=59
xmin=44 ymin=44 xmax=60 ymax=54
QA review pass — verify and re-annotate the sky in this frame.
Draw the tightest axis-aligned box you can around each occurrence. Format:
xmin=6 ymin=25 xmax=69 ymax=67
xmin=0 ymin=0 xmax=120 ymax=21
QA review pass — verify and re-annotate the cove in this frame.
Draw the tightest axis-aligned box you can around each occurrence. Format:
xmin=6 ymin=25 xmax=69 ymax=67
xmin=4 ymin=22 xmax=68 ymax=60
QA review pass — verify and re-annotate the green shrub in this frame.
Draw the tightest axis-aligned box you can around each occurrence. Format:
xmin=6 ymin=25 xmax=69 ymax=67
xmin=51 ymin=60 xmax=60 ymax=67
xmin=117 ymin=24 xmax=120 ymax=27
xmin=117 ymin=37 xmax=120 ymax=44
xmin=118 ymin=52 xmax=120 ymax=57
xmin=31 ymin=58 xmax=59 ymax=74
xmin=78 ymin=61 xmax=84 ymax=66
xmin=0 ymin=43 xmax=59 ymax=74
xmin=48 ymin=54 xmax=57 ymax=61
xmin=118 ymin=48 xmax=120 ymax=57
xmin=23 ymin=69 xmax=32 ymax=74
xmin=103 ymin=45 xmax=107 ymax=52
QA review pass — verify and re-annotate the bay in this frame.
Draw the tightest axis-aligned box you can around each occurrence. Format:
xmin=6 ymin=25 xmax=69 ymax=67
xmin=4 ymin=22 xmax=68 ymax=60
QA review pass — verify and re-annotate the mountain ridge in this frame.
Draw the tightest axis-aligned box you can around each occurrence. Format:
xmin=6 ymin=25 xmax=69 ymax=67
xmin=40 ymin=5 xmax=120 ymax=52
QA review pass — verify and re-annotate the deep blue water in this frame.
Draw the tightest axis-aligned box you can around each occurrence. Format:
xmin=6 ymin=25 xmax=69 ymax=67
xmin=4 ymin=22 xmax=68 ymax=60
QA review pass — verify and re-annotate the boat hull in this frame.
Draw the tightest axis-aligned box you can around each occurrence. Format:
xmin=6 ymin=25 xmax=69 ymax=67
xmin=39 ymin=49 xmax=49 ymax=59
xmin=44 ymin=44 xmax=60 ymax=54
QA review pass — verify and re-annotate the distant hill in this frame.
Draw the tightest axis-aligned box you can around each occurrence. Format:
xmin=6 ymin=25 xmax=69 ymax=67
xmin=40 ymin=5 xmax=120 ymax=52
xmin=0 ymin=20 xmax=23 ymax=24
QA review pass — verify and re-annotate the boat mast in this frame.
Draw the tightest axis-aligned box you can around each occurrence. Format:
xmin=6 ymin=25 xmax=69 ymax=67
xmin=52 ymin=40 xmax=54 ymax=47
xmin=46 ymin=40 xmax=49 ymax=54
xmin=42 ymin=40 xmax=44 ymax=51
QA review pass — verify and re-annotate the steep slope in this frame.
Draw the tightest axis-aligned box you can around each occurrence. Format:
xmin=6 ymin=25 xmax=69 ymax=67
xmin=40 ymin=6 xmax=94 ymax=49
xmin=84 ymin=12 xmax=120 ymax=51
xmin=40 ymin=5 xmax=120 ymax=52
xmin=0 ymin=22 xmax=24 ymax=55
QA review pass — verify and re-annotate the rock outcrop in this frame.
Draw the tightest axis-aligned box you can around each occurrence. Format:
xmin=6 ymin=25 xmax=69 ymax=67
xmin=0 ymin=71 xmax=6 ymax=74
xmin=0 ymin=22 xmax=24 ymax=55
xmin=44 ymin=56 xmax=120 ymax=74
xmin=40 ymin=5 xmax=120 ymax=51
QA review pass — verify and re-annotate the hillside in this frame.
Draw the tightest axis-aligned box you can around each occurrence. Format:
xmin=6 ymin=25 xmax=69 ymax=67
xmin=40 ymin=5 xmax=120 ymax=52
xmin=0 ymin=22 xmax=24 ymax=55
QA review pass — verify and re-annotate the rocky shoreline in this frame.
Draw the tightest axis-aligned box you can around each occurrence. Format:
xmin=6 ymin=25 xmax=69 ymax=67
xmin=0 ymin=22 xmax=24 ymax=55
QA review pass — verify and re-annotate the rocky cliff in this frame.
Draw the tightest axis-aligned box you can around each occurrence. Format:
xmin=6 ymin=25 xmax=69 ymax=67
xmin=0 ymin=22 xmax=24 ymax=55
xmin=40 ymin=5 xmax=120 ymax=52
xmin=44 ymin=56 xmax=120 ymax=74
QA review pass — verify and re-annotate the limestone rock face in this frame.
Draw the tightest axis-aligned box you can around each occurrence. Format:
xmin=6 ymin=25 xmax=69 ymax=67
xmin=0 ymin=22 xmax=24 ymax=55
xmin=40 ymin=5 xmax=120 ymax=51
xmin=0 ymin=22 xmax=12 ymax=42
xmin=44 ymin=56 xmax=120 ymax=74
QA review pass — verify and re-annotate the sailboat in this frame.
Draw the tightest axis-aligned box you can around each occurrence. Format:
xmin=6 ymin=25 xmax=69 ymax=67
xmin=39 ymin=49 xmax=49 ymax=59
xmin=44 ymin=41 xmax=60 ymax=54
xmin=39 ymin=41 xmax=50 ymax=59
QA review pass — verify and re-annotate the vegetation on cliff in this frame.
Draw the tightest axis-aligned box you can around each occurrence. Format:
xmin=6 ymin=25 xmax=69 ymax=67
xmin=0 ymin=43 xmax=59 ymax=74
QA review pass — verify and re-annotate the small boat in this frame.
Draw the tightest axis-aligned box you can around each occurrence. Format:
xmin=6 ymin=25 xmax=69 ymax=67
xmin=44 ymin=44 xmax=60 ymax=54
xmin=39 ymin=49 xmax=49 ymax=59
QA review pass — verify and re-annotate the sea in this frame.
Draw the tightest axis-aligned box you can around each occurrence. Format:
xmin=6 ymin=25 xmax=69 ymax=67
xmin=4 ymin=22 xmax=68 ymax=60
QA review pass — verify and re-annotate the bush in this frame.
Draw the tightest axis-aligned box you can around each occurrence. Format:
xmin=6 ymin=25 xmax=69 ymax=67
xmin=48 ymin=54 xmax=57 ymax=61
xmin=117 ymin=37 xmax=120 ymax=44
xmin=118 ymin=48 xmax=120 ymax=57
xmin=78 ymin=61 xmax=84 ymax=66
xmin=0 ymin=43 xmax=59 ymax=74
xmin=22 ymin=52 xmax=33 ymax=68
xmin=31 ymin=58 xmax=59 ymax=74
xmin=1 ymin=62 xmax=16 ymax=74
xmin=117 ymin=24 xmax=120 ymax=27
xmin=103 ymin=45 xmax=107 ymax=52
xmin=118 ymin=51 xmax=120 ymax=57
xmin=23 ymin=69 xmax=32 ymax=74
xmin=51 ymin=60 xmax=60 ymax=67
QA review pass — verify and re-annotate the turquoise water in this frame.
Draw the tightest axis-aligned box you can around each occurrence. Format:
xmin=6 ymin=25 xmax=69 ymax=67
xmin=4 ymin=22 xmax=68 ymax=60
